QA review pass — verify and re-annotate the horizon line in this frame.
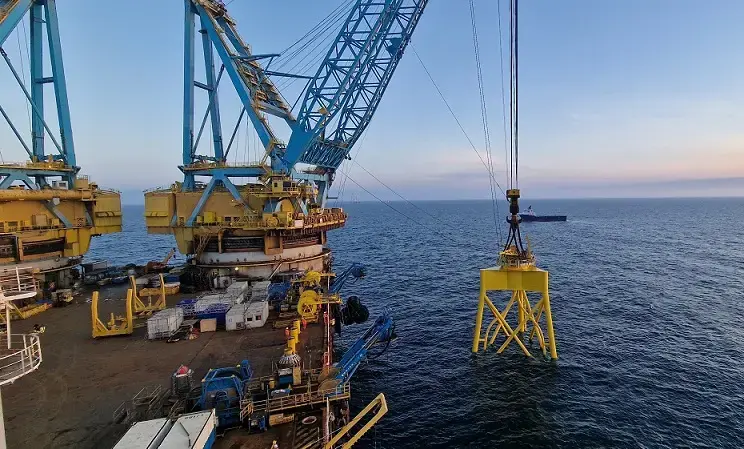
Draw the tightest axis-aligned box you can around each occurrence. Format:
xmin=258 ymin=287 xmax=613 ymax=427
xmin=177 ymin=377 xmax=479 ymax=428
xmin=120 ymin=194 xmax=744 ymax=206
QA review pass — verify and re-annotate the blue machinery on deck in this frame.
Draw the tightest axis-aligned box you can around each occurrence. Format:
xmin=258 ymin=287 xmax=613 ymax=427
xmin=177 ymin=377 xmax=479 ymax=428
xmin=194 ymin=312 xmax=393 ymax=430
xmin=197 ymin=360 xmax=253 ymax=428
xmin=329 ymin=263 xmax=366 ymax=295
xmin=320 ymin=312 xmax=395 ymax=390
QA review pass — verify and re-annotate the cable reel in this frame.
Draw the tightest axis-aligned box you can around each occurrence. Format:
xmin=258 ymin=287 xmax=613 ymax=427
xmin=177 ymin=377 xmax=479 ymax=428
xmin=297 ymin=289 xmax=320 ymax=319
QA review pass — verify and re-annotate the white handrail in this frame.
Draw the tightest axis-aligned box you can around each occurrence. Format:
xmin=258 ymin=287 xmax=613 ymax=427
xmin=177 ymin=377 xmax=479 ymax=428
xmin=0 ymin=267 xmax=37 ymax=296
xmin=0 ymin=333 xmax=42 ymax=386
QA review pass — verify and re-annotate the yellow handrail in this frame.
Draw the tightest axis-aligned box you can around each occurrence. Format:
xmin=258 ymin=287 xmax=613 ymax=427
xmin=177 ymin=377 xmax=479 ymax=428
xmin=325 ymin=393 xmax=388 ymax=449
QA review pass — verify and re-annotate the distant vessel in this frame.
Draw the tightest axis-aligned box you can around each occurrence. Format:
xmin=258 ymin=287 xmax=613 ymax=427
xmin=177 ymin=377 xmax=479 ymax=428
xmin=517 ymin=206 xmax=567 ymax=222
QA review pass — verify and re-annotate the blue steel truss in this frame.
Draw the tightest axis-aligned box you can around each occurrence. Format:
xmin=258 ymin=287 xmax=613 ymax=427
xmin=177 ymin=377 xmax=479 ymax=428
xmin=282 ymin=0 xmax=401 ymax=171
xmin=0 ymin=0 xmax=77 ymax=185
xmin=182 ymin=0 xmax=428 ymax=198
xmin=183 ymin=0 xmax=294 ymax=190
xmin=323 ymin=0 xmax=427 ymax=163
xmin=285 ymin=0 xmax=428 ymax=171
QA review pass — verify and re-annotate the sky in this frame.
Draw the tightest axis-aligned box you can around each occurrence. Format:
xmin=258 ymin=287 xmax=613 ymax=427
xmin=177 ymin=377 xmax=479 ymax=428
xmin=0 ymin=0 xmax=743 ymax=204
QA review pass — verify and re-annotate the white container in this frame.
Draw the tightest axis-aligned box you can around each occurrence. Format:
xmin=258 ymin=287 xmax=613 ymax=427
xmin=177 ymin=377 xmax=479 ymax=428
xmin=227 ymin=281 xmax=249 ymax=295
xmin=250 ymin=281 xmax=270 ymax=303
xmin=159 ymin=409 xmax=217 ymax=449
xmin=200 ymin=290 xmax=243 ymax=304
xmin=113 ymin=418 xmax=172 ymax=449
xmin=245 ymin=301 xmax=269 ymax=329
xmin=225 ymin=304 xmax=248 ymax=331
xmin=147 ymin=308 xmax=184 ymax=340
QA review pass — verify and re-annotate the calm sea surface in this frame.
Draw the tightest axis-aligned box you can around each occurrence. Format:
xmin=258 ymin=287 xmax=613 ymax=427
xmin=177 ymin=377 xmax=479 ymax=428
xmin=88 ymin=198 xmax=744 ymax=448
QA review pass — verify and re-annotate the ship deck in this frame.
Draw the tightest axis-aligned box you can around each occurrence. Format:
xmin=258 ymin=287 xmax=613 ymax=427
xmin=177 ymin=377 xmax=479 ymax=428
xmin=2 ymin=284 xmax=329 ymax=449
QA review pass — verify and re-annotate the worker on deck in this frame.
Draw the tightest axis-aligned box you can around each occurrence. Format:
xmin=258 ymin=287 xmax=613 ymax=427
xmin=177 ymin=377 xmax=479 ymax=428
xmin=284 ymin=327 xmax=290 ymax=339
xmin=301 ymin=317 xmax=307 ymax=330
xmin=33 ymin=324 xmax=45 ymax=334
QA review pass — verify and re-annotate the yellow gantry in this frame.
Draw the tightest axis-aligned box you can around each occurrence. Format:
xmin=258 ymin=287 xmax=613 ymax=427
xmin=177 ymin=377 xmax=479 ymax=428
xmin=91 ymin=290 xmax=134 ymax=338
xmin=128 ymin=274 xmax=167 ymax=316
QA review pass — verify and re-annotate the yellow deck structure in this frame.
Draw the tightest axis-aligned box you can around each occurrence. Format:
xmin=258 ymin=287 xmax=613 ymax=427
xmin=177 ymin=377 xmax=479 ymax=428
xmin=91 ymin=290 xmax=133 ymax=338
xmin=0 ymin=172 xmax=122 ymax=272
xmin=128 ymin=274 xmax=166 ymax=316
xmin=325 ymin=393 xmax=389 ymax=449
xmin=144 ymin=175 xmax=345 ymax=277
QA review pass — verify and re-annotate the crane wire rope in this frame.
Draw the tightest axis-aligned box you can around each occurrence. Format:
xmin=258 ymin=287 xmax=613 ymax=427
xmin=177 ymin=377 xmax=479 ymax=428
xmin=277 ymin=19 xmax=350 ymax=92
xmin=496 ymin=0 xmax=511 ymax=190
xmin=470 ymin=0 xmax=502 ymax=244
xmin=410 ymin=44 xmax=506 ymax=199
xmin=274 ymin=0 xmax=352 ymax=67
xmin=274 ymin=1 xmax=351 ymax=70
xmin=276 ymin=24 xmax=345 ymax=91
xmin=331 ymin=128 xmax=460 ymax=236
xmin=353 ymin=161 xmax=443 ymax=223
xmin=411 ymin=43 xmax=509 ymax=248
xmin=509 ymin=0 xmax=519 ymax=189
xmin=274 ymin=2 xmax=354 ymax=89
xmin=338 ymin=169 xmax=452 ymax=240
xmin=18 ymin=23 xmax=31 ymax=134
xmin=333 ymin=129 xmax=369 ymax=207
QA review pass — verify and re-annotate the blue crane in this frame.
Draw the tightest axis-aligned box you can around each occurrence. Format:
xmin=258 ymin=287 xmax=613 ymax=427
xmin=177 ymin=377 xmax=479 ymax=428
xmin=0 ymin=0 xmax=77 ymax=186
xmin=181 ymin=0 xmax=429 ymax=215
xmin=320 ymin=312 xmax=395 ymax=389
xmin=329 ymin=262 xmax=366 ymax=295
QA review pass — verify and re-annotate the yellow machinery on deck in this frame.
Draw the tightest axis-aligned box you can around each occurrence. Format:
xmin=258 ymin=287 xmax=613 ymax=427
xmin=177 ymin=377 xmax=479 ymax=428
xmin=0 ymin=267 xmax=48 ymax=323
xmin=128 ymin=274 xmax=167 ymax=316
xmin=295 ymin=270 xmax=342 ymax=321
xmin=0 ymin=301 xmax=51 ymax=323
xmin=91 ymin=290 xmax=133 ymax=338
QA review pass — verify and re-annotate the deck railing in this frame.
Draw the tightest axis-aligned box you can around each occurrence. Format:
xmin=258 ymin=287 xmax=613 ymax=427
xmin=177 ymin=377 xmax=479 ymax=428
xmin=240 ymin=383 xmax=351 ymax=421
xmin=0 ymin=267 xmax=37 ymax=299
xmin=0 ymin=334 xmax=42 ymax=386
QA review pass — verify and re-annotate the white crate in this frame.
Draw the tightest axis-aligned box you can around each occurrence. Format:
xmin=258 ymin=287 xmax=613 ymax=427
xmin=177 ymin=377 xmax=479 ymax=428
xmin=194 ymin=298 xmax=233 ymax=314
xmin=227 ymin=281 xmax=249 ymax=295
xmin=147 ymin=308 xmax=184 ymax=340
xmin=250 ymin=281 xmax=270 ymax=303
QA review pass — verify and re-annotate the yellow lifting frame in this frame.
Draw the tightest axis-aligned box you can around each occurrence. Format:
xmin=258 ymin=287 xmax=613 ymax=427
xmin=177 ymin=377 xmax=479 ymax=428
xmin=324 ymin=393 xmax=388 ymax=449
xmin=471 ymin=265 xmax=558 ymax=359
xmin=129 ymin=274 xmax=166 ymax=316
xmin=91 ymin=290 xmax=134 ymax=338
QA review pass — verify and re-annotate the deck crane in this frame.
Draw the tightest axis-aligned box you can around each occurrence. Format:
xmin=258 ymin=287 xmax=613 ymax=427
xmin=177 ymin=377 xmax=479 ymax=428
xmin=144 ymin=0 xmax=428 ymax=281
xmin=0 ymin=0 xmax=121 ymax=287
xmin=319 ymin=312 xmax=395 ymax=390
xmin=471 ymin=0 xmax=558 ymax=360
